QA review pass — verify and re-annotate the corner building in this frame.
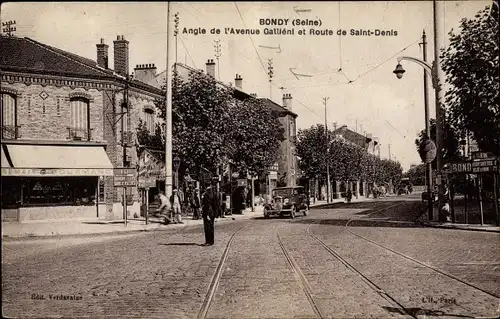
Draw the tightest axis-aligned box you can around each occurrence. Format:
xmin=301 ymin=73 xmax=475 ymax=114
xmin=1 ymin=35 xmax=163 ymax=222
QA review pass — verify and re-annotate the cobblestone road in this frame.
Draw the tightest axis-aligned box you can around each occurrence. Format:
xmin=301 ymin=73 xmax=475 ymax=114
xmin=3 ymin=199 xmax=499 ymax=318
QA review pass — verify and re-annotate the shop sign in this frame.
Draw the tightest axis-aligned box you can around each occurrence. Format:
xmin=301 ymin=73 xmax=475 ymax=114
xmin=1 ymin=167 xmax=114 ymax=176
xmin=268 ymin=171 xmax=278 ymax=179
xmin=138 ymin=178 xmax=156 ymax=189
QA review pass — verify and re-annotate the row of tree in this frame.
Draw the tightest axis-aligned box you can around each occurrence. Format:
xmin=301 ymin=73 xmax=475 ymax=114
xmin=136 ymin=68 xmax=284 ymax=180
xmin=296 ymin=124 xmax=403 ymax=185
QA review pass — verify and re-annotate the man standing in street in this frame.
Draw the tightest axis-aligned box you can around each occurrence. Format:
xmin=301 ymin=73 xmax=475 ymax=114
xmin=170 ymin=188 xmax=184 ymax=224
xmin=202 ymin=180 xmax=219 ymax=245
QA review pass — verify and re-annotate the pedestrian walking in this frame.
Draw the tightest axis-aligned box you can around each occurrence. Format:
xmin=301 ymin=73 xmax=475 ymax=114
xmin=170 ymin=188 xmax=184 ymax=224
xmin=191 ymin=187 xmax=201 ymax=220
xmin=156 ymin=191 xmax=173 ymax=224
xmin=202 ymin=180 xmax=219 ymax=245
xmin=220 ymin=191 xmax=227 ymax=218
xmin=346 ymin=189 xmax=352 ymax=203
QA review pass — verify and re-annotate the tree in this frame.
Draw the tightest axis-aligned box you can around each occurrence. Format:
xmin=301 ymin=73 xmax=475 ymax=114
xmin=404 ymin=164 xmax=427 ymax=185
xmin=229 ymin=98 xmax=284 ymax=177
xmin=296 ymin=124 xmax=328 ymax=179
xmin=153 ymin=68 xmax=284 ymax=178
xmin=415 ymin=118 xmax=461 ymax=168
xmin=441 ymin=3 xmax=499 ymax=156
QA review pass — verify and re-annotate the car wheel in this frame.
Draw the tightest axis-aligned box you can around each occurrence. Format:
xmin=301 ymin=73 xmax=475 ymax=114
xmin=263 ymin=207 xmax=269 ymax=219
xmin=303 ymin=206 xmax=308 ymax=216
xmin=290 ymin=206 xmax=296 ymax=219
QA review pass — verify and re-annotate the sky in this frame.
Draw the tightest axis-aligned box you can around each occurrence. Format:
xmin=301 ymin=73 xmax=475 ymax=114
xmin=1 ymin=1 xmax=493 ymax=171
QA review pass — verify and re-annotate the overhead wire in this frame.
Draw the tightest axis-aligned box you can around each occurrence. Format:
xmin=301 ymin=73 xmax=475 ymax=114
xmin=233 ymin=2 xmax=268 ymax=76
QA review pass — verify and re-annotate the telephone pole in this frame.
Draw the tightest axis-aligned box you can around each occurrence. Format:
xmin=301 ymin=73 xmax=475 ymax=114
xmin=388 ymin=143 xmax=391 ymax=161
xmin=214 ymin=40 xmax=221 ymax=80
xmin=165 ymin=3 xmax=174 ymax=197
xmin=2 ymin=20 xmax=16 ymax=37
xmin=421 ymin=29 xmax=434 ymax=220
xmin=268 ymin=58 xmax=274 ymax=100
xmin=323 ymin=97 xmax=331 ymax=203
xmin=173 ymin=13 xmax=180 ymax=64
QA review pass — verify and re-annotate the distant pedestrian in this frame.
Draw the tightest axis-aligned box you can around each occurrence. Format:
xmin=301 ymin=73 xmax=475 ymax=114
xmin=191 ymin=187 xmax=201 ymax=220
xmin=220 ymin=191 xmax=227 ymax=218
xmin=202 ymin=181 xmax=219 ymax=245
xmin=156 ymin=191 xmax=172 ymax=224
xmin=346 ymin=189 xmax=352 ymax=203
xmin=170 ymin=188 xmax=184 ymax=224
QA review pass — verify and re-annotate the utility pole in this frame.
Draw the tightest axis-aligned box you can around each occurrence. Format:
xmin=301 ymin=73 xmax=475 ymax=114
xmin=323 ymin=97 xmax=331 ymax=203
xmin=173 ymin=13 xmax=180 ymax=64
xmin=421 ymin=29 xmax=434 ymax=220
xmin=268 ymin=59 xmax=274 ymax=100
xmin=388 ymin=144 xmax=391 ymax=161
xmin=2 ymin=20 xmax=16 ymax=37
xmin=214 ymin=40 xmax=221 ymax=80
xmin=165 ymin=3 xmax=174 ymax=197
xmin=433 ymin=0 xmax=446 ymax=222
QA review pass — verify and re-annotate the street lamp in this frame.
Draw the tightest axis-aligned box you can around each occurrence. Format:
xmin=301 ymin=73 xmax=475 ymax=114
xmin=393 ymin=55 xmax=445 ymax=221
xmin=173 ymin=155 xmax=180 ymax=189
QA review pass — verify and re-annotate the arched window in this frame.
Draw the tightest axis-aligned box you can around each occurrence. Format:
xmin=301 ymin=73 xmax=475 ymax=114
xmin=1 ymin=93 xmax=18 ymax=139
xmin=69 ymin=97 xmax=90 ymax=140
xmin=144 ymin=108 xmax=155 ymax=133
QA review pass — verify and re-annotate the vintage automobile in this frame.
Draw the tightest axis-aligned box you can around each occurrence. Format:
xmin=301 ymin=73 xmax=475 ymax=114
xmin=263 ymin=186 xmax=309 ymax=219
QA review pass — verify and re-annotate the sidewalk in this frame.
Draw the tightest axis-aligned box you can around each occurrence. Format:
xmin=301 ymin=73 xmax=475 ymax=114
xmin=1 ymin=207 xmax=264 ymax=239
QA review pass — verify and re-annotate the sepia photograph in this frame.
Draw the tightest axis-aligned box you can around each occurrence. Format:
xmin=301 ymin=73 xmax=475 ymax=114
xmin=1 ymin=1 xmax=499 ymax=318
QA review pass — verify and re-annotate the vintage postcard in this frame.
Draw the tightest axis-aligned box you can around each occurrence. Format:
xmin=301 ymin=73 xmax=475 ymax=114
xmin=1 ymin=1 xmax=499 ymax=318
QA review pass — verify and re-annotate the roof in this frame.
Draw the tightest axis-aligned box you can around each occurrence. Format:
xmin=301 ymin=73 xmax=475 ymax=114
xmin=0 ymin=36 xmax=162 ymax=95
xmin=259 ymin=98 xmax=297 ymax=118
xmin=333 ymin=125 xmax=378 ymax=146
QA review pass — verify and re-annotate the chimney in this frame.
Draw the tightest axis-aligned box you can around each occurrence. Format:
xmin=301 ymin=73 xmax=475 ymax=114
xmin=133 ymin=63 xmax=157 ymax=84
xmin=113 ymin=35 xmax=129 ymax=76
xmin=282 ymin=93 xmax=292 ymax=110
xmin=234 ymin=74 xmax=243 ymax=90
xmin=250 ymin=93 xmax=258 ymax=98
xmin=206 ymin=59 xmax=215 ymax=78
xmin=96 ymin=38 xmax=108 ymax=69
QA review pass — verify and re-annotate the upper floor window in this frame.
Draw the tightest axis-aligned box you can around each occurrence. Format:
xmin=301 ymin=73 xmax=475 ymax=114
xmin=144 ymin=108 xmax=155 ymax=133
xmin=1 ymin=93 xmax=18 ymax=139
xmin=69 ymin=97 xmax=90 ymax=140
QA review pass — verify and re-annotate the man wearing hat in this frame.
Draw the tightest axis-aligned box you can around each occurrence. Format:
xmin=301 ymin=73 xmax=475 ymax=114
xmin=169 ymin=187 xmax=184 ymax=224
xmin=191 ymin=186 xmax=201 ymax=220
xmin=202 ymin=178 xmax=220 ymax=245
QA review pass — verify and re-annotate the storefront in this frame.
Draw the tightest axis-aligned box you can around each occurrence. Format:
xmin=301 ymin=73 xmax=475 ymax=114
xmin=1 ymin=143 xmax=113 ymax=221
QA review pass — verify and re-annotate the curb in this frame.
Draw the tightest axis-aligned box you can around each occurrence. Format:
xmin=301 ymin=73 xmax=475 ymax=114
xmin=418 ymin=221 xmax=499 ymax=233
xmin=2 ymin=215 xmax=258 ymax=241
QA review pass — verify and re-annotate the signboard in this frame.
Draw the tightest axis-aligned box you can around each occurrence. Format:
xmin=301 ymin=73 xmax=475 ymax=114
xmin=471 ymin=159 xmax=498 ymax=173
xmin=138 ymin=178 xmax=156 ymax=188
xmin=114 ymin=168 xmax=137 ymax=187
xmin=268 ymin=171 xmax=278 ymax=179
xmin=471 ymin=152 xmax=495 ymax=160
xmin=1 ymin=168 xmax=114 ymax=177
xmin=444 ymin=159 xmax=498 ymax=174
xmin=237 ymin=179 xmax=247 ymax=187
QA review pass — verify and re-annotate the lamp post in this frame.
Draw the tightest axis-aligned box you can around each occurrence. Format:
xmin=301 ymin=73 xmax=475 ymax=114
xmin=173 ymin=155 xmax=180 ymax=190
xmin=393 ymin=1 xmax=447 ymax=221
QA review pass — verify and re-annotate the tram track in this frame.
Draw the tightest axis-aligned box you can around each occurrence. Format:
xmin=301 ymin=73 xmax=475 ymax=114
xmin=306 ymin=201 xmax=499 ymax=318
xmin=277 ymin=229 xmax=325 ymax=319
xmin=197 ymin=223 xmax=250 ymax=319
